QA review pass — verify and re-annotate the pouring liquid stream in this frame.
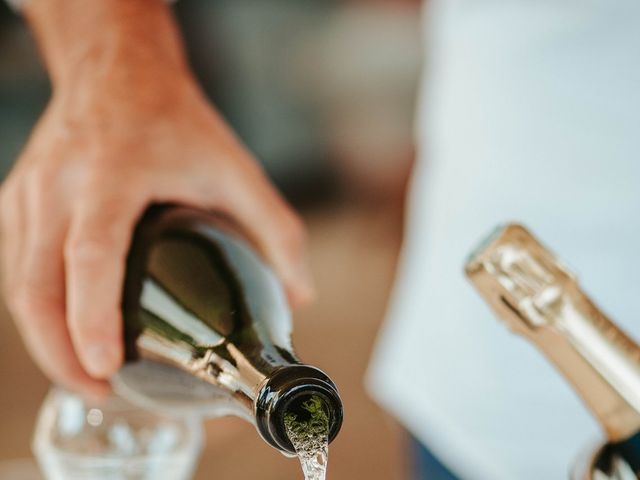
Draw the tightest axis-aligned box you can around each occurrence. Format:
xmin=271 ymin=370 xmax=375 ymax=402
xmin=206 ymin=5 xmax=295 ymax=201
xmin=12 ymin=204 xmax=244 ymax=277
xmin=284 ymin=395 xmax=330 ymax=480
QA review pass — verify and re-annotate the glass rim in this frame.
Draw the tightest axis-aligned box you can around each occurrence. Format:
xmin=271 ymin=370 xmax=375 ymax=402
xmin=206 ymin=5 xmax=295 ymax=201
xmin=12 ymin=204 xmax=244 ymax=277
xmin=32 ymin=388 xmax=204 ymax=465
xmin=31 ymin=422 xmax=203 ymax=466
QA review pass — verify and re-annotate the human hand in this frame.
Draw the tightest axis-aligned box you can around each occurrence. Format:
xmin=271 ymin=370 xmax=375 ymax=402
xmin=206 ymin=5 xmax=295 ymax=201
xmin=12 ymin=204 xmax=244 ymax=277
xmin=0 ymin=0 xmax=313 ymax=395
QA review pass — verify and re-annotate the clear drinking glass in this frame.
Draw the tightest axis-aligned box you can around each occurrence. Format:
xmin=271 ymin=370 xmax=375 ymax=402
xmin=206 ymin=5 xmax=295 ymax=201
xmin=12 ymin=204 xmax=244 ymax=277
xmin=32 ymin=387 xmax=204 ymax=480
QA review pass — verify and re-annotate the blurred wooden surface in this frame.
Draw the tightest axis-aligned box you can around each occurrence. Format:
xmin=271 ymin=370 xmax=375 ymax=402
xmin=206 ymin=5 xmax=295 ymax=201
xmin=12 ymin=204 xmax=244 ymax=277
xmin=0 ymin=203 xmax=406 ymax=479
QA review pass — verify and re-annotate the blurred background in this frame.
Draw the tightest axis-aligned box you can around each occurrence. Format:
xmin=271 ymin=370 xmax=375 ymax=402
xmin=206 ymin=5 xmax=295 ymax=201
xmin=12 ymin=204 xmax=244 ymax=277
xmin=0 ymin=0 xmax=422 ymax=478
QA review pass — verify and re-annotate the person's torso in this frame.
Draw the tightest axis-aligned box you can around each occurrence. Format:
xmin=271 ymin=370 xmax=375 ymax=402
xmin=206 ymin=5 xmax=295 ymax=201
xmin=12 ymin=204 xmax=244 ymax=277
xmin=368 ymin=1 xmax=640 ymax=479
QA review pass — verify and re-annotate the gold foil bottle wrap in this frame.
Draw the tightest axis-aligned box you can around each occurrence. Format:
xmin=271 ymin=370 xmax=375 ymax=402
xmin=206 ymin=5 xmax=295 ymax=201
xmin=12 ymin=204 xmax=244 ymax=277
xmin=465 ymin=224 xmax=640 ymax=441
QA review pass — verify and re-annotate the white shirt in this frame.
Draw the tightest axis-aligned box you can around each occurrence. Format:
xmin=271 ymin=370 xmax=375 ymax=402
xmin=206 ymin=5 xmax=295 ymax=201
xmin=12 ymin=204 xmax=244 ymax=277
xmin=367 ymin=1 xmax=640 ymax=479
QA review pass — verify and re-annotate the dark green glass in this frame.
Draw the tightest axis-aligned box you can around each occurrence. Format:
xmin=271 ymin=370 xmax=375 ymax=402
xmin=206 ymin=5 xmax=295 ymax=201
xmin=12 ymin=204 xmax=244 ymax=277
xmin=114 ymin=205 xmax=342 ymax=455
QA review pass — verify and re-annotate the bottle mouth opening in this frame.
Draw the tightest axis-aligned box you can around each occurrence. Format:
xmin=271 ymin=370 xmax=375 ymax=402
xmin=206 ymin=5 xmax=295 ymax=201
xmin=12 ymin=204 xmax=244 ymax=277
xmin=276 ymin=386 xmax=343 ymax=451
xmin=254 ymin=366 xmax=343 ymax=455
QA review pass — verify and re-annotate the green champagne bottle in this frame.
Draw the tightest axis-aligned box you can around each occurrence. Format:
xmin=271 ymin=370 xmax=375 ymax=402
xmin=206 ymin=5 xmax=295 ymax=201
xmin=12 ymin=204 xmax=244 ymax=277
xmin=112 ymin=205 xmax=342 ymax=455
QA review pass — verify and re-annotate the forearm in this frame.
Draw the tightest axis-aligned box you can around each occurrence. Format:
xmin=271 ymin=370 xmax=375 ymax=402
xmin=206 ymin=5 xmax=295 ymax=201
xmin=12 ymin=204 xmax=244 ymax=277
xmin=23 ymin=0 xmax=190 ymax=92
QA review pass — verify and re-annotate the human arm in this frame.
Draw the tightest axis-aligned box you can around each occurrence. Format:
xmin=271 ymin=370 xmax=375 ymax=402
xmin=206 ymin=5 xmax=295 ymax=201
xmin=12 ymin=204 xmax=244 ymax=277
xmin=0 ymin=0 xmax=313 ymax=394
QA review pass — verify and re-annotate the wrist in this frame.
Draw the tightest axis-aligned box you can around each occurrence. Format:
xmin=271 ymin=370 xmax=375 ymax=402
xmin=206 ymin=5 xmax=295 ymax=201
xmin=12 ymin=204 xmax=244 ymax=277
xmin=24 ymin=0 xmax=188 ymax=92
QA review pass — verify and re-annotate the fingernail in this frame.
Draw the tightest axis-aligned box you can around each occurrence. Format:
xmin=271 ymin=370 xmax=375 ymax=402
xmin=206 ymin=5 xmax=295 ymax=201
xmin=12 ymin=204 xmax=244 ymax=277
xmin=84 ymin=344 xmax=117 ymax=378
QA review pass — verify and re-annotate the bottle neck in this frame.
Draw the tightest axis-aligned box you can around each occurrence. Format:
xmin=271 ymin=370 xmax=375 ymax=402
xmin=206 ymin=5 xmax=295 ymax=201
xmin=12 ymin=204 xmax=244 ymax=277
xmin=520 ymin=289 xmax=640 ymax=440
xmin=466 ymin=224 xmax=640 ymax=441
xmin=134 ymin=330 xmax=344 ymax=455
